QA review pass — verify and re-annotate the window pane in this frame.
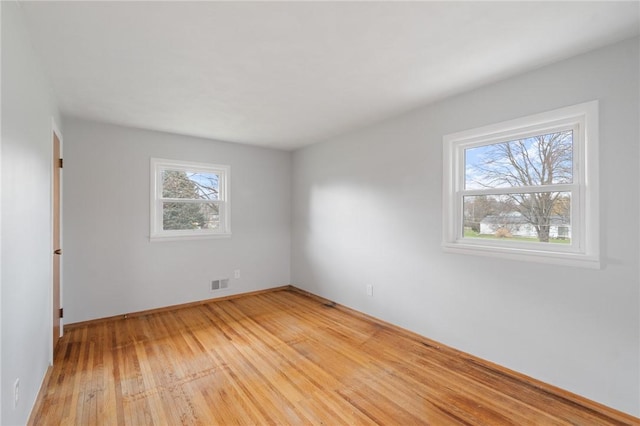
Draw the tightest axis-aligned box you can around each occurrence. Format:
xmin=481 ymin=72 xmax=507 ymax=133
xmin=463 ymin=192 xmax=571 ymax=243
xmin=465 ymin=130 xmax=573 ymax=189
xmin=162 ymin=170 xmax=220 ymax=200
xmin=163 ymin=202 xmax=220 ymax=231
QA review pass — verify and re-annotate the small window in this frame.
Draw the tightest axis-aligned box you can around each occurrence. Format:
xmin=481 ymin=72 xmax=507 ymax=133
xmin=150 ymin=158 xmax=230 ymax=241
xmin=442 ymin=101 xmax=599 ymax=267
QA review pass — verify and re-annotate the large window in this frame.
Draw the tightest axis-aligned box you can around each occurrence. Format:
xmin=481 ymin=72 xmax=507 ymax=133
xmin=442 ymin=101 xmax=599 ymax=267
xmin=150 ymin=158 xmax=230 ymax=240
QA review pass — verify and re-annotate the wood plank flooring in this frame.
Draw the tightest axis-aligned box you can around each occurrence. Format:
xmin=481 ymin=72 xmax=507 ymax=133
xmin=29 ymin=288 xmax=638 ymax=425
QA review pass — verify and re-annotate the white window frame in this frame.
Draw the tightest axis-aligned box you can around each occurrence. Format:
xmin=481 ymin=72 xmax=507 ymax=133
xmin=442 ymin=101 xmax=599 ymax=268
xmin=150 ymin=158 xmax=231 ymax=241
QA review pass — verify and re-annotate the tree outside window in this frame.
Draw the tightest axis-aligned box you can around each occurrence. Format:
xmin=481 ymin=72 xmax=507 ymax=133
xmin=150 ymin=158 xmax=230 ymax=240
xmin=464 ymin=131 xmax=573 ymax=243
xmin=442 ymin=101 xmax=599 ymax=268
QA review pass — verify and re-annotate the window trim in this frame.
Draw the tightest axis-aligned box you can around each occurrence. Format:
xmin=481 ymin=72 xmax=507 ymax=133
xmin=442 ymin=101 xmax=599 ymax=268
xmin=150 ymin=158 xmax=231 ymax=241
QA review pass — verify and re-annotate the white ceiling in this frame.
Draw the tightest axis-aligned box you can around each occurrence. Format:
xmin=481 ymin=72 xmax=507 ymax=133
xmin=20 ymin=1 xmax=640 ymax=150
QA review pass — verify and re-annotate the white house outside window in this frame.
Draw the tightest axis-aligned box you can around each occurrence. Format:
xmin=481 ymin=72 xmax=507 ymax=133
xmin=442 ymin=101 xmax=599 ymax=268
xmin=150 ymin=158 xmax=231 ymax=241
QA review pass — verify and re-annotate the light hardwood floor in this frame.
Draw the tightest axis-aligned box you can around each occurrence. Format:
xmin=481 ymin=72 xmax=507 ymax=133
xmin=29 ymin=287 xmax=637 ymax=425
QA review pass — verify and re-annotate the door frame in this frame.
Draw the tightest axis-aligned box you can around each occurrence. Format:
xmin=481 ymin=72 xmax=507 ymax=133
xmin=51 ymin=118 xmax=63 ymax=364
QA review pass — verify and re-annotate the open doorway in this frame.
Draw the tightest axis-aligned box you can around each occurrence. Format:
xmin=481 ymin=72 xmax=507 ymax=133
xmin=52 ymin=130 xmax=62 ymax=356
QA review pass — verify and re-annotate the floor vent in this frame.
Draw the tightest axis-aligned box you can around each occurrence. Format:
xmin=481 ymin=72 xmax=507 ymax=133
xmin=211 ymin=278 xmax=229 ymax=291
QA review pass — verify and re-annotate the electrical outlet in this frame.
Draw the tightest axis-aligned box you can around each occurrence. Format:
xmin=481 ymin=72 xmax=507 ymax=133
xmin=14 ymin=378 xmax=19 ymax=408
xmin=366 ymin=284 xmax=373 ymax=296
xmin=234 ymin=269 xmax=240 ymax=279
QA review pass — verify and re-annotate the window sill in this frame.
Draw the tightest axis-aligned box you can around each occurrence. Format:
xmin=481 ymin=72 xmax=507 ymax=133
xmin=442 ymin=241 xmax=600 ymax=269
xmin=150 ymin=232 xmax=232 ymax=242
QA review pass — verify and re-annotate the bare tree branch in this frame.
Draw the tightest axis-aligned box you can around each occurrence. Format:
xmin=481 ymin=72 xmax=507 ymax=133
xmin=468 ymin=130 xmax=572 ymax=242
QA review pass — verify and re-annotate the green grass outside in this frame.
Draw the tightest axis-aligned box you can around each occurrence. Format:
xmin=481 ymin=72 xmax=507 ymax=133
xmin=463 ymin=228 xmax=570 ymax=244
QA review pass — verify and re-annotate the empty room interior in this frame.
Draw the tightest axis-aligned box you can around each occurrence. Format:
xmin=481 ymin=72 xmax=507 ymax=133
xmin=2 ymin=1 xmax=640 ymax=424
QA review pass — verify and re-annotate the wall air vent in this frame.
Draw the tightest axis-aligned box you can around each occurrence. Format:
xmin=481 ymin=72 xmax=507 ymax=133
xmin=211 ymin=278 xmax=229 ymax=291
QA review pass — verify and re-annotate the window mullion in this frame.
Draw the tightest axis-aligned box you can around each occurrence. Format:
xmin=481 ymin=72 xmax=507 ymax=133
xmin=460 ymin=184 xmax=576 ymax=197
xmin=159 ymin=198 xmax=219 ymax=204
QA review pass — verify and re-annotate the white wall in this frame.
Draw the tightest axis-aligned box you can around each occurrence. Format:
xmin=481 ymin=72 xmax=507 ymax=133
xmin=291 ymin=37 xmax=640 ymax=416
xmin=1 ymin=2 xmax=62 ymax=424
xmin=62 ymin=118 xmax=291 ymax=324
